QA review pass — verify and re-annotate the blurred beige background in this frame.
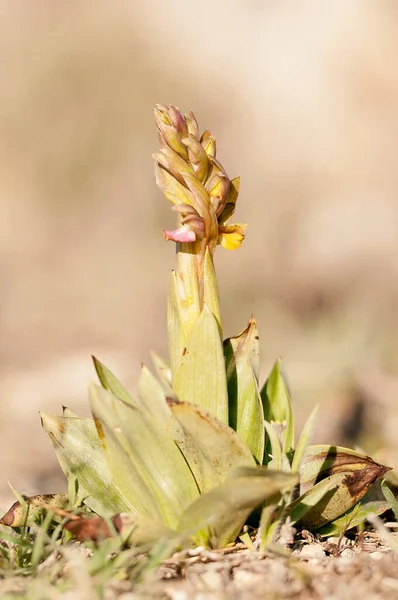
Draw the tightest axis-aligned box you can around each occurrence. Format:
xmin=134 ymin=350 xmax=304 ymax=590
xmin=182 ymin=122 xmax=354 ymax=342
xmin=2 ymin=1 xmax=398 ymax=508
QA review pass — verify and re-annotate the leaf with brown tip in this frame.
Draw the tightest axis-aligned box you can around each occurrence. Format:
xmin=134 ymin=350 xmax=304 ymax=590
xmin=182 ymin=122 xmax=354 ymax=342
xmin=0 ymin=493 xmax=69 ymax=528
xmin=291 ymin=445 xmax=391 ymax=529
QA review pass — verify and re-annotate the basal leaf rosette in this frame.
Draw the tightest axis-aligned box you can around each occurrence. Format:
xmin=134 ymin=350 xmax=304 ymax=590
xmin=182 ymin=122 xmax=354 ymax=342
xmin=34 ymin=362 xmax=296 ymax=548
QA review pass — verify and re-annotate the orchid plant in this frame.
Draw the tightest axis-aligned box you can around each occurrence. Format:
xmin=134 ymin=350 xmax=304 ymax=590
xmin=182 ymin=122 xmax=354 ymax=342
xmin=1 ymin=105 xmax=391 ymax=549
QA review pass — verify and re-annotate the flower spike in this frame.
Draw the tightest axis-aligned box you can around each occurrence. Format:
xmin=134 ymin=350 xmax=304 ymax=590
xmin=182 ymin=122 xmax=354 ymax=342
xmin=153 ymin=104 xmax=246 ymax=258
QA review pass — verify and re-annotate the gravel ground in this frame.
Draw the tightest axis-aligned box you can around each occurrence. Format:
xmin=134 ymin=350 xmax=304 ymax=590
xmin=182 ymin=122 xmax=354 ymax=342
xmin=3 ymin=532 xmax=398 ymax=600
xmin=121 ymin=536 xmax=398 ymax=600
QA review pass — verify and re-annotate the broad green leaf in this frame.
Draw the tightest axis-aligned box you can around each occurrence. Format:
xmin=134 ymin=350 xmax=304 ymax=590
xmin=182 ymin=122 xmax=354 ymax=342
xmin=91 ymin=409 xmax=164 ymax=523
xmin=150 ymin=351 xmax=173 ymax=393
xmin=224 ymin=319 xmax=264 ymax=463
xmin=89 ymin=384 xmax=199 ymax=529
xmin=138 ymin=364 xmax=173 ymax=429
xmin=291 ymin=405 xmax=318 ymax=473
xmin=178 ymin=470 xmax=296 ymax=548
xmin=173 ymin=304 xmax=229 ymax=424
xmin=317 ymin=501 xmax=390 ymax=537
xmin=167 ymin=270 xmax=187 ymax=382
xmin=92 ymin=357 xmax=136 ymax=406
xmin=203 ymin=247 xmax=221 ymax=327
xmin=169 ymin=401 xmax=255 ymax=493
xmin=230 ymin=464 xmax=293 ymax=481
xmin=260 ymin=358 xmax=294 ymax=454
xmin=40 ymin=413 xmax=135 ymax=517
xmin=288 ymin=477 xmax=336 ymax=525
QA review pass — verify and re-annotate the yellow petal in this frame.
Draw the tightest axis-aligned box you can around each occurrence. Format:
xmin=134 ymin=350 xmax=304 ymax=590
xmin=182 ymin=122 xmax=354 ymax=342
xmin=218 ymin=224 xmax=247 ymax=250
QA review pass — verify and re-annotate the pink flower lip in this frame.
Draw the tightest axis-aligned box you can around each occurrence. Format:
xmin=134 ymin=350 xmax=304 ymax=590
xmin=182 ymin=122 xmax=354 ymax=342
xmin=163 ymin=224 xmax=197 ymax=243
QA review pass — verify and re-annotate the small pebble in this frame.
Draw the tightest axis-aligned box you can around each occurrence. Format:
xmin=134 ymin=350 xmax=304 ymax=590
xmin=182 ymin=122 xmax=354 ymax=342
xmin=299 ymin=543 xmax=326 ymax=559
xmin=339 ymin=547 xmax=356 ymax=559
xmin=327 ymin=536 xmax=349 ymax=546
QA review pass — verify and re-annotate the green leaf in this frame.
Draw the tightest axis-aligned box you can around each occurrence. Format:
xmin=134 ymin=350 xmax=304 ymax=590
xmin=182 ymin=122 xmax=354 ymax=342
xmin=239 ymin=531 xmax=254 ymax=549
xmin=260 ymin=358 xmax=294 ymax=454
xmin=291 ymin=447 xmax=390 ymax=529
xmin=203 ymin=247 xmax=221 ymax=327
xmin=115 ymin=513 xmax=181 ymax=548
xmin=150 ymin=351 xmax=173 ymax=394
xmin=381 ymin=479 xmax=398 ymax=521
xmin=138 ymin=364 xmax=173 ymax=429
xmin=169 ymin=400 xmax=255 ymax=493
xmin=167 ymin=270 xmax=187 ymax=383
xmin=317 ymin=501 xmax=390 ymax=537
xmin=40 ymin=413 xmax=135 ymax=517
xmin=224 ymin=319 xmax=264 ymax=463
xmin=178 ymin=469 xmax=296 ymax=548
xmin=257 ymin=504 xmax=278 ymax=551
xmin=89 ymin=384 xmax=199 ymax=529
xmin=263 ymin=420 xmax=283 ymax=471
xmin=291 ymin=405 xmax=318 ymax=473
xmin=299 ymin=445 xmax=390 ymax=494
xmin=92 ymin=357 xmax=135 ymax=406
xmin=173 ymin=304 xmax=229 ymax=424
xmin=288 ymin=477 xmax=336 ymax=525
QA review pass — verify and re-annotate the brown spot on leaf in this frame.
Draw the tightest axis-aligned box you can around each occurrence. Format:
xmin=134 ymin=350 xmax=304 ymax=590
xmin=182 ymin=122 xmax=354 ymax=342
xmin=166 ymin=397 xmax=180 ymax=407
xmin=344 ymin=462 xmax=391 ymax=499
xmin=47 ymin=431 xmax=62 ymax=447
xmin=93 ymin=415 xmax=105 ymax=441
